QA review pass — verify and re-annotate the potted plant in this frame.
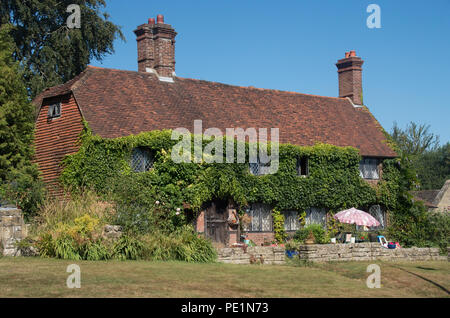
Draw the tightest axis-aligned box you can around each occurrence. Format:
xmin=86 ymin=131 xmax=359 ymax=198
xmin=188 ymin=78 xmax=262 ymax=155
xmin=285 ymin=240 xmax=299 ymax=258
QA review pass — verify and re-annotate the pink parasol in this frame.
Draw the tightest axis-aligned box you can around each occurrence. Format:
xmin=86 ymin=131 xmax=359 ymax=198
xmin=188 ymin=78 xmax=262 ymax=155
xmin=333 ymin=207 xmax=380 ymax=227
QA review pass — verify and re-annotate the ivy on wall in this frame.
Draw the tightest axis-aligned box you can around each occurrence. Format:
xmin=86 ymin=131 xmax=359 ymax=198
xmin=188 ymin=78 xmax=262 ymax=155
xmin=61 ymin=123 xmax=398 ymax=221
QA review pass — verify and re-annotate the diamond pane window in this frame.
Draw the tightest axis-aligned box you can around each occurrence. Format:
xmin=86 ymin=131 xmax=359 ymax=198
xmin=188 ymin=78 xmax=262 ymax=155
xmin=283 ymin=211 xmax=301 ymax=231
xmin=243 ymin=203 xmax=273 ymax=232
xmin=131 ymin=147 xmax=154 ymax=172
xmin=305 ymin=207 xmax=327 ymax=227
xmin=369 ymin=205 xmax=385 ymax=229
xmin=249 ymin=158 xmax=271 ymax=176
xmin=359 ymin=158 xmax=379 ymax=179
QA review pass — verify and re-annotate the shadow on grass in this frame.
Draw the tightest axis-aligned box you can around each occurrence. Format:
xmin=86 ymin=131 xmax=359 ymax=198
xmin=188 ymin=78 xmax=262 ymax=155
xmin=390 ymin=265 xmax=450 ymax=295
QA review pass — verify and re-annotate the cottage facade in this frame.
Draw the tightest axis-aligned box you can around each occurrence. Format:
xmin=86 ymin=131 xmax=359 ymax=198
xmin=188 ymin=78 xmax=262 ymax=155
xmin=33 ymin=15 xmax=396 ymax=246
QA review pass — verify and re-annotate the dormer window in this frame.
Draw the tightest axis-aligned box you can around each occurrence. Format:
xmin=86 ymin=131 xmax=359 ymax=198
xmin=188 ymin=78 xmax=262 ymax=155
xmin=131 ymin=147 xmax=154 ymax=172
xmin=359 ymin=158 xmax=379 ymax=180
xmin=47 ymin=103 xmax=61 ymax=118
xmin=296 ymin=157 xmax=309 ymax=176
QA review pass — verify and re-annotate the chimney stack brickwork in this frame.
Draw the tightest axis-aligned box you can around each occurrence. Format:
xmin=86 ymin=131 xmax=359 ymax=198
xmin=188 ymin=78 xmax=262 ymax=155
xmin=336 ymin=51 xmax=364 ymax=105
xmin=134 ymin=15 xmax=177 ymax=77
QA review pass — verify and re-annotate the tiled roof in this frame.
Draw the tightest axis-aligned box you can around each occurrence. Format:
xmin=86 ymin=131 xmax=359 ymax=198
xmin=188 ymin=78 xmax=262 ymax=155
xmin=411 ymin=190 xmax=440 ymax=208
xmin=33 ymin=66 xmax=397 ymax=158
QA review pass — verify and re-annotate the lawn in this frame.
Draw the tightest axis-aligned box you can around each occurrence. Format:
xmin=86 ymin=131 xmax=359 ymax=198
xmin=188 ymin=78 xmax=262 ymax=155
xmin=0 ymin=257 xmax=449 ymax=297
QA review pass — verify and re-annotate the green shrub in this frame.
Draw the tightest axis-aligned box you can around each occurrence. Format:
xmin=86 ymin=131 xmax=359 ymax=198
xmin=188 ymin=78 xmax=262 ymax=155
xmin=294 ymin=224 xmax=328 ymax=244
xmin=140 ymin=226 xmax=217 ymax=263
xmin=82 ymin=240 xmax=112 ymax=261
xmin=112 ymin=234 xmax=146 ymax=260
xmin=424 ymin=211 xmax=450 ymax=254
xmin=52 ymin=235 xmax=82 ymax=260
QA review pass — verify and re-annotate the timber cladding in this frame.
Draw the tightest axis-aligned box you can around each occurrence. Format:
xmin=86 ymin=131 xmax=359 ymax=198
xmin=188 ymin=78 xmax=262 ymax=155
xmin=34 ymin=93 xmax=84 ymax=196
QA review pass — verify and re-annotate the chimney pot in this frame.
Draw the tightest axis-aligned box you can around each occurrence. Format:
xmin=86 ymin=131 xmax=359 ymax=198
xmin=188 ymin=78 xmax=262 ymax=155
xmin=349 ymin=50 xmax=356 ymax=57
xmin=345 ymin=52 xmax=350 ymax=58
xmin=134 ymin=15 xmax=177 ymax=77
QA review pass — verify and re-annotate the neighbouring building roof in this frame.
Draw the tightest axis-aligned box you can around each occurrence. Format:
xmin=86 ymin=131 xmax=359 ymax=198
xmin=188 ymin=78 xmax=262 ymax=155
xmin=412 ymin=180 xmax=450 ymax=211
xmin=33 ymin=66 xmax=397 ymax=158
xmin=411 ymin=190 xmax=440 ymax=208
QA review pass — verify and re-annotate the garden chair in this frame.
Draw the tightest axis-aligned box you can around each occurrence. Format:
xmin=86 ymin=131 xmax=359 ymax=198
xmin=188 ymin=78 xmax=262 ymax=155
xmin=377 ymin=235 xmax=388 ymax=248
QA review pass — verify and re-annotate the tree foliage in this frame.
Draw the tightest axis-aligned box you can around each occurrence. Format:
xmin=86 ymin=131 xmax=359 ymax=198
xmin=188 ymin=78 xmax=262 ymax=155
xmin=390 ymin=121 xmax=449 ymax=190
xmin=0 ymin=25 xmax=34 ymax=179
xmin=415 ymin=142 xmax=450 ymax=190
xmin=0 ymin=25 xmax=44 ymax=216
xmin=0 ymin=0 xmax=124 ymax=98
xmin=391 ymin=121 xmax=440 ymax=157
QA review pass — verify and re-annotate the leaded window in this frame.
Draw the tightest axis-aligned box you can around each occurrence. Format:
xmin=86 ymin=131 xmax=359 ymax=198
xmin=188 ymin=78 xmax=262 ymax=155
xmin=131 ymin=147 xmax=154 ymax=172
xmin=249 ymin=158 xmax=271 ymax=176
xmin=359 ymin=158 xmax=379 ymax=179
xmin=283 ymin=211 xmax=301 ymax=231
xmin=369 ymin=205 xmax=385 ymax=230
xmin=243 ymin=203 xmax=273 ymax=232
xmin=305 ymin=207 xmax=327 ymax=227
xmin=47 ymin=102 xmax=61 ymax=118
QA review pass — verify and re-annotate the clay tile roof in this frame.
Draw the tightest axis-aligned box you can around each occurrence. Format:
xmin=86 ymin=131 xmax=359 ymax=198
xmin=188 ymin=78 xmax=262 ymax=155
xmin=33 ymin=66 xmax=397 ymax=158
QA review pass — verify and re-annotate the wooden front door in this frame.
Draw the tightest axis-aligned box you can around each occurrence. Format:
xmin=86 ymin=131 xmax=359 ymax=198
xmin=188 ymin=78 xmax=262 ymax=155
xmin=205 ymin=200 xmax=228 ymax=247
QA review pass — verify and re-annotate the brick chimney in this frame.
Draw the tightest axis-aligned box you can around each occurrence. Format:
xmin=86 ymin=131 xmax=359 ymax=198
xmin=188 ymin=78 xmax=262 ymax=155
xmin=336 ymin=50 xmax=364 ymax=105
xmin=134 ymin=15 xmax=177 ymax=78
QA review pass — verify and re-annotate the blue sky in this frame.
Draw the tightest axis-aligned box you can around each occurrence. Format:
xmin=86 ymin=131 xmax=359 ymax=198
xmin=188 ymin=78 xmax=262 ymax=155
xmin=91 ymin=0 xmax=450 ymax=144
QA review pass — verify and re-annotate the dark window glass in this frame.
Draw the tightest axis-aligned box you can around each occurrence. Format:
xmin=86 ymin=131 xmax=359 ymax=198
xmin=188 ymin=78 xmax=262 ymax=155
xmin=47 ymin=103 xmax=61 ymax=118
xmin=296 ymin=157 xmax=308 ymax=176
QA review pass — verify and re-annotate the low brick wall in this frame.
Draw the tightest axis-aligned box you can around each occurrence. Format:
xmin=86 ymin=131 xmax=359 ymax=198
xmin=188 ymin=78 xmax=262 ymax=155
xmin=217 ymin=246 xmax=285 ymax=265
xmin=245 ymin=232 xmax=275 ymax=247
xmin=298 ymin=243 xmax=447 ymax=262
xmin=0 ymin=207 xmax=27 ymax=256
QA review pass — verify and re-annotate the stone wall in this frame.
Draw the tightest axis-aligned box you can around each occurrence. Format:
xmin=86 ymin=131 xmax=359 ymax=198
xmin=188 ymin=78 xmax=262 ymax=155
xmin=0 ymin=207 xmax=27 ymax=256
xmin=298 ymin=243 xmax=447 ymax=262
xmin=217 ymin=246 xmax=285 ymax=265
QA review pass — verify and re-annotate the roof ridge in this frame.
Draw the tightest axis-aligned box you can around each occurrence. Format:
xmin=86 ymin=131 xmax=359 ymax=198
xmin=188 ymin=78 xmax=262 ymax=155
xmin=176 ymin=76 xmax=347 ymax=100
xmin=86 ymin=65 xmax=143 ymax=75
xmin=85 ymin=66 xmax=348 ymax=101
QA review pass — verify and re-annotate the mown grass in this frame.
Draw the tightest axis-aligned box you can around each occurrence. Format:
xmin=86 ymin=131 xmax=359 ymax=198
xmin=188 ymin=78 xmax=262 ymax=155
xmin=0 ymin=257 xmax=448 ymax=298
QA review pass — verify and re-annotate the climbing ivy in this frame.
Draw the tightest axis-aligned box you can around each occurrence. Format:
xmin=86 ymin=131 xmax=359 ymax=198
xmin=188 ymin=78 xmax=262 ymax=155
xmin=61 ymin=123 xmax=400 ymax=222
xmin=272 ymin=208 xmax=287 ymax=243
